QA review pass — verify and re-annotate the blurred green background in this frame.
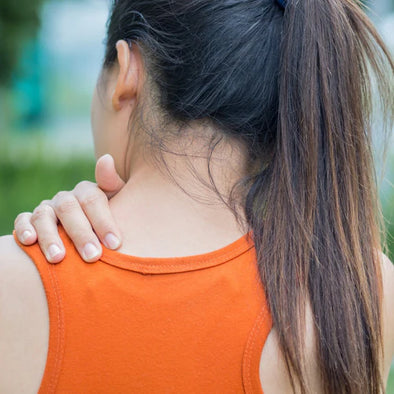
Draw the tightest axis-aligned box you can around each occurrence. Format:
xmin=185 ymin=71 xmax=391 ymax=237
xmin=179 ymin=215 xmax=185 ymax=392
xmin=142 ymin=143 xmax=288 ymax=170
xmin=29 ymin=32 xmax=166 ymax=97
xmin=0 ymin=0 xmax=106 ymax=230
xmin=0 ymin=0 xmax=393 ymax=390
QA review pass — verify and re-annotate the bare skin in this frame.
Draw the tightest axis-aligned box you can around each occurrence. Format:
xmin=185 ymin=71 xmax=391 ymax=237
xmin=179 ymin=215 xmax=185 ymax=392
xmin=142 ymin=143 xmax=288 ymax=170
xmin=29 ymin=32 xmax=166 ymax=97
xmin=4 ymin=40 xmax=394 ymax=392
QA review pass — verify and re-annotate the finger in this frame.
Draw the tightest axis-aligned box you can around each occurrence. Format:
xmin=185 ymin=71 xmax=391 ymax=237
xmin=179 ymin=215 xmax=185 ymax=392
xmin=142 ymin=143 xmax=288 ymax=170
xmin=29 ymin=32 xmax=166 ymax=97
xmin=14 ymin=212 xmax=37 ymax=245
xmin=73 ymin=182 xmax=122 ymax=250
xmin=95 ymin=154 xmax=125 ymax=198
xmin=31 ymin=203 xmax=65 ymax=264
xmin=52 ymin=191 xmax=102 ymax=262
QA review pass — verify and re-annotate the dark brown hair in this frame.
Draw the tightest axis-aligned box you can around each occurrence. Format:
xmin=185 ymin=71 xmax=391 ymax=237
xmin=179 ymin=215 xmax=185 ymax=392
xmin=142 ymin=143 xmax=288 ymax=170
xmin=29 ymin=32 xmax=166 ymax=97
xmin=104 ymin=0 xmax=394 ymax=392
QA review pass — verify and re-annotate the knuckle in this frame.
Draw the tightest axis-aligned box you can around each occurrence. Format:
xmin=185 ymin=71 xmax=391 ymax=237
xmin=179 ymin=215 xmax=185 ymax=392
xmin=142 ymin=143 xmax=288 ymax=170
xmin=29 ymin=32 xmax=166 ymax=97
xmin=69 ymin=229 xmax=94 ymax=246
xmin=79 ymin=192 xmax=105 ymax=209
xmin=76 ymin=180 xmax=95 ymax=190
xmin=53 ymin=194 xmax=79 ymax=216
xmin=56 ymin=200 xmax=79 ymax=216
xmin=31 ymin=204 xmax=53 ymax=223
xmin=74 ymin=181 xmax=96 ymax=197
xmin=53 ymin=190 xmax=71 ymax=202
xmin=92 ymin=220 xmax=114 ymax=236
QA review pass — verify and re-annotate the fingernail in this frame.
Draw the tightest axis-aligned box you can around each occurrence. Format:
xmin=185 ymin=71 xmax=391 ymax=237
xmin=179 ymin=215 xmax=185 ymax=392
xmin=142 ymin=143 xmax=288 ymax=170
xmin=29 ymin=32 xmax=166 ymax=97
xmin=83 ymin=243 xmax=101 ymax=260
xmin=47 ymin=244 xmax=63 ymax=261
xmin=104 ymin=233 xmax=120 ymax=249
xmin=21 ymin=230 xmax=32 ymax=243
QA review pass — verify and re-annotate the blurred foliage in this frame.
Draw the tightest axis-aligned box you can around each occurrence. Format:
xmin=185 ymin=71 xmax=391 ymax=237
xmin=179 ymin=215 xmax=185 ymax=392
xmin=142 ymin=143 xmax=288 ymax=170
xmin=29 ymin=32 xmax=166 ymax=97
xmin=385 ymin=198 xmax=394 ymax=262
xmin=0 ymin=157 xmax=94 ymax=234
xmin=0 ymin=0 xmax=45 ymax=85
xmin=389 ymin=372 xmax=394 ymax=394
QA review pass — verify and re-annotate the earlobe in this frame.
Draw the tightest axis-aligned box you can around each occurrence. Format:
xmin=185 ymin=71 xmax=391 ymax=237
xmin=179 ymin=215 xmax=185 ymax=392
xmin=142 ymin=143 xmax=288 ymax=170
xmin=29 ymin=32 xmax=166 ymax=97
xmin=112 ymin=40 xmax=138 ymax=112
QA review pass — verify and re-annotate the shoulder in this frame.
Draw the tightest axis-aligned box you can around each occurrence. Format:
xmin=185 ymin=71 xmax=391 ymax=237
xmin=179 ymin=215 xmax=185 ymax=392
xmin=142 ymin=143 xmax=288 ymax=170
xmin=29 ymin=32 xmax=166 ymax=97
xmin=0 ymin=234 xmax=37 ymax=275
xmin=0 ymin=235 xmax=44 ymax=303
xmin=0 ymin=235 xmax=45 ymax=306
xmin=380 ymin=252 xmax=394 ymax=384
xmin=0 ymin=235 xmax=48 ymax=394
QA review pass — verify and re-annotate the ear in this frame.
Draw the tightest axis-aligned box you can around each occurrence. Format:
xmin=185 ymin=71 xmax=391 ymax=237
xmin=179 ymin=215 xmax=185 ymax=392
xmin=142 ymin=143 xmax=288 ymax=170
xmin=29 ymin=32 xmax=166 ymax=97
xmin=112 ymin=40 xmax=141 ymax=112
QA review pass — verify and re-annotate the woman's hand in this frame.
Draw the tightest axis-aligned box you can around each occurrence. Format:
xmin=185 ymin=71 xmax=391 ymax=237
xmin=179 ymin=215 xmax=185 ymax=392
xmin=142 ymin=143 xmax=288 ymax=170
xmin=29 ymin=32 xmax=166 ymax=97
xmin=14 ymin=154 xmax=125 ymax=263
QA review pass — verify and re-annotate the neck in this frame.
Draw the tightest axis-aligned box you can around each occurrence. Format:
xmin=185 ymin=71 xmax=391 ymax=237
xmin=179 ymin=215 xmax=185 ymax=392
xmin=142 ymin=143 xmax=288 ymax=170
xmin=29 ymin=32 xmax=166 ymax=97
xmin=109 ymin=129 xmax=250 ymax=257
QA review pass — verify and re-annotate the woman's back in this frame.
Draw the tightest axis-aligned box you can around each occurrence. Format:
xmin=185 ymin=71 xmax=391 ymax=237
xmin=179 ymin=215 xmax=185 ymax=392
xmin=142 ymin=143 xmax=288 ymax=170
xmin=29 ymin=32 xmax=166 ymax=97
xmin=12 ymin=226 xmax=272 ymax=393
xmin=1 ymin=222 xmax=394 ymax=393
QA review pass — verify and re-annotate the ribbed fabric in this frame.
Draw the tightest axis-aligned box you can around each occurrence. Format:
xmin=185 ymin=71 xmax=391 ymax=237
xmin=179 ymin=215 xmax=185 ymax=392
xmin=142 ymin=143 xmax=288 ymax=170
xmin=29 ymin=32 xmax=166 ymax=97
xmin=14 ymin=226 xmax=272 ymax=394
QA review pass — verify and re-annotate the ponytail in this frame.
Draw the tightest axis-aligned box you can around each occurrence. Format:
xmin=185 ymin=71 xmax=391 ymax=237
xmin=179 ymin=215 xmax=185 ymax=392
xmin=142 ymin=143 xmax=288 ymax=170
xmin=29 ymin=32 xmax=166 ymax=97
xmin=246 ymin=0 xmax=394 ymax=392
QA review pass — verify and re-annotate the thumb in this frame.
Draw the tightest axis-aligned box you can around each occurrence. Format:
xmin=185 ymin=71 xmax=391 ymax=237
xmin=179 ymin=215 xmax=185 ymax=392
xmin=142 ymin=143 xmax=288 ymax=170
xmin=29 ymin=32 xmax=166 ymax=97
xmin=95 ymin=154 xmax=126 ymax=198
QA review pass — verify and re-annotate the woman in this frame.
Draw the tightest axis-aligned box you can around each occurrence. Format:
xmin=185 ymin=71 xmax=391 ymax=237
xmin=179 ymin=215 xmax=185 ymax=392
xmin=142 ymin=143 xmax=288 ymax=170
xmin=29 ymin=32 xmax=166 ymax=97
xmin=2 ymin=0 xmax=394 ymax=392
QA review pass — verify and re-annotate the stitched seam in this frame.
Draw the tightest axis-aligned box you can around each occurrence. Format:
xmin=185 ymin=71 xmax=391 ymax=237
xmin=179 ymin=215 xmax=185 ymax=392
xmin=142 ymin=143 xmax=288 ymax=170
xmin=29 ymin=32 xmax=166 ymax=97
xmin=45 ymin=265 xmax=64 ymax=394
xmin=242 ymin=265 xmax=272 ymax=394
xmin=12 ymin=234 xmax=65 ymax=394
xmin=243 ymin=307 xmax=269 ymax=393
xmin=101 ymin=244 xmax=255 ymax=272
xmin=105 ymin=243 xmax=252 ymax=267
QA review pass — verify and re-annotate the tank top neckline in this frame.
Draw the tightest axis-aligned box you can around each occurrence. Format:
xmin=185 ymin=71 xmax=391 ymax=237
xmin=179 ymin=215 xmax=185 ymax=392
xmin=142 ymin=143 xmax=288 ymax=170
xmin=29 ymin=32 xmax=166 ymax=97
xmin=97 ymin=231 xmax=255 ymax=274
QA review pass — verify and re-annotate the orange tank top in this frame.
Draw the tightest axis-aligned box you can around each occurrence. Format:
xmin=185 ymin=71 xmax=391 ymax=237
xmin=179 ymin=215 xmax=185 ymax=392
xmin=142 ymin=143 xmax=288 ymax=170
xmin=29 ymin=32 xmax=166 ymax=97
xmin=15 ymin=227 xmax=272 ymax=394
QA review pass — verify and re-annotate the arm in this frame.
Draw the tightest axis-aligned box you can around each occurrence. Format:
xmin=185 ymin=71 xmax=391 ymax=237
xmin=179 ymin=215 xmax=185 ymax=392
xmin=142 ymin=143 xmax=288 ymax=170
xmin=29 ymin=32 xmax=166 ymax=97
xmin=381 ymin=253 xmax=394 ymax=385
xmin=14 ymin=154 xmax=125 ymax=263
xmin=0 ymin=236 xmax=48 ymax=393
